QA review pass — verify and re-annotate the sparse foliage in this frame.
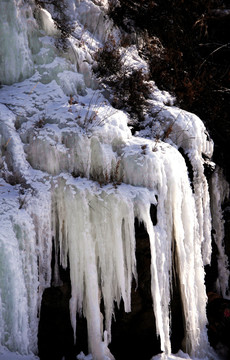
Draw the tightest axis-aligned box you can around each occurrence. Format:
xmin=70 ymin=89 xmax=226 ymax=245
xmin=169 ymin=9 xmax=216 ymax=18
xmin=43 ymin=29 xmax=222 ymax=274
xmin=112 ymin=69 xmax=150 ymax=122
xmin=93 ymin=35 xmax=122 ymax=77
xmin=93 ymin=35 xmax=151 ymax=123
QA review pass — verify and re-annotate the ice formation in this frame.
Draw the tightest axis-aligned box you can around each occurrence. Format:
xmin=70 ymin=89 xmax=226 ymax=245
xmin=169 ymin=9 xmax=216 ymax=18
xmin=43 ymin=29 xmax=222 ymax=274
xmin=0 ymin=1 xmax=229 ymax=359
xmin=209 ymin=167 xmax=230 ymax=296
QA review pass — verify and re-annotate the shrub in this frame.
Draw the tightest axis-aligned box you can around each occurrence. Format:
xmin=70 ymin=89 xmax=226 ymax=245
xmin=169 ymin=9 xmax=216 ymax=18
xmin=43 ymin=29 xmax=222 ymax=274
xmin=112 ymin=69 xmax=150 ymax=122
xmin=93 ymin=34 xmax=151 ymax=124
xmin=93 ymin=35 xmax=121 ymax=77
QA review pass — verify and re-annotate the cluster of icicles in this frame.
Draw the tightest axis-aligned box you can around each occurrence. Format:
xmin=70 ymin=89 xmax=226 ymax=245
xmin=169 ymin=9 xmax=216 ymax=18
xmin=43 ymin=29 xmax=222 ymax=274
xmin=0 ymin=0 xmax=229 ymax=360
xmin=0 ymin=121 xmax=222 ymax=359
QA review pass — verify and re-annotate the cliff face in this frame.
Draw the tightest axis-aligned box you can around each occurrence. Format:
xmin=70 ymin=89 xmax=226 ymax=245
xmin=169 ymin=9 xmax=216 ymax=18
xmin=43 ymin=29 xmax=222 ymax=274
xmin=0 ymin=1 xmax=229 ymax=360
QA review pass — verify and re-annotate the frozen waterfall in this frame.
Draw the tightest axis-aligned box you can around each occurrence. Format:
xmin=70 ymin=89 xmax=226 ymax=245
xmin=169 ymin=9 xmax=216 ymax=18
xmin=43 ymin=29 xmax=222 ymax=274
xmin=0 ymin=1 xmax=229 ymax=360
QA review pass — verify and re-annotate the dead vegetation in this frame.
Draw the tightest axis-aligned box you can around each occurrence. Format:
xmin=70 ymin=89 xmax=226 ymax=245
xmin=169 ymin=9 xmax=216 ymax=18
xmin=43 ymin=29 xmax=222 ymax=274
xmin=93 ymin=35 xmax=151 ymax=124
xmin=93 ymin=35 xmax=122 ymax=77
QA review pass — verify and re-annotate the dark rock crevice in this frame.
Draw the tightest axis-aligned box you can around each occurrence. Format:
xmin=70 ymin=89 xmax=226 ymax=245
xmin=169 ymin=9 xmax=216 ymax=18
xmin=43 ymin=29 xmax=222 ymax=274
xmin=38 ymin=284 xmax=75 ymax=360
xmin=109 ymin=218 xmax=160 ymax=360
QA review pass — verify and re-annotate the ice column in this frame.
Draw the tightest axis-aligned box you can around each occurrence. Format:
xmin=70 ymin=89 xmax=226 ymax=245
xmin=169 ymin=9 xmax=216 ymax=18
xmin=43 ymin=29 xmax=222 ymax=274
xmin=210 ymin=166 xmax=230 ymax=297
xmin=122 ymin=140 xmax=210 ymax=357
xmin=0 ymin=179 xmax=53 ymax=354
xmin=0 ymin=0 xmax=35 ymax=85
xmin=0 ymin=187 xmax=37 ymax=354
xmin=161 ymin=108 xmax=213 ymax=266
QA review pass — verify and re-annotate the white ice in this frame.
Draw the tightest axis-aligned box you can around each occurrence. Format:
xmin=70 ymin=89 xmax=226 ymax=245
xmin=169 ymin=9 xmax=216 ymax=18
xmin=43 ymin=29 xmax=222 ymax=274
xmin=0 ymin=0 xmax=228 ymax=359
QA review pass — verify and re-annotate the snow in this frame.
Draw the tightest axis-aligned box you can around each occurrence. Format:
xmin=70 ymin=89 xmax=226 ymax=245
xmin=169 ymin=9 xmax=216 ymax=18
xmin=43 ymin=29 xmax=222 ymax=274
xmin=151 ymin=349 xmax=217 ymax=360
xmin=0 ymin=0 xmax=228 ymax=359
xmin=0 ymin=347 xmax=39 ymax=360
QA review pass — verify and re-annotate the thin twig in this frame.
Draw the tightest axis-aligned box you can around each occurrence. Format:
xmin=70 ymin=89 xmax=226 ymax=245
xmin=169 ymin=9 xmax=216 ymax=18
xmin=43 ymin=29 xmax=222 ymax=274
xmin=195 ymin=43 xmax=229 ymax=77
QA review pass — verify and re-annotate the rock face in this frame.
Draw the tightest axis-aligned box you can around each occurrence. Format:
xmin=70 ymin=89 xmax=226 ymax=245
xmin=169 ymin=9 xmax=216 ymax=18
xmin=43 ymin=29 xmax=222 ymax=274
xmin=207 ymin=292 xmax=230 ymax=358
xmin=38 ymin=285 xmax=74 ymax=360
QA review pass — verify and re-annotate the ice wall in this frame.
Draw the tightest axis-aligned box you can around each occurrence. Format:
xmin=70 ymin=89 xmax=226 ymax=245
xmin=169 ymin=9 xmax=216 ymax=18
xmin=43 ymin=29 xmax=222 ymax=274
xmin=0 ymin=0 xmax=229 ymax=359
xmin=0 ymin=0 xmax=37 ymax=85
xmin=0 ymin=177 xmax=52 ymax=354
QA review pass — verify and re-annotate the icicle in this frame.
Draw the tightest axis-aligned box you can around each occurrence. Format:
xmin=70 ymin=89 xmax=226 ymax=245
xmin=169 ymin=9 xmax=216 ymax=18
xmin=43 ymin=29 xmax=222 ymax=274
xmin=209 ymin=166 xmax=230 ymax=297
xmin=26 ymin=185 xmax=53 ymax=306
xmin=52 ymin=177 xmax=139 ymax=358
